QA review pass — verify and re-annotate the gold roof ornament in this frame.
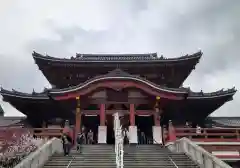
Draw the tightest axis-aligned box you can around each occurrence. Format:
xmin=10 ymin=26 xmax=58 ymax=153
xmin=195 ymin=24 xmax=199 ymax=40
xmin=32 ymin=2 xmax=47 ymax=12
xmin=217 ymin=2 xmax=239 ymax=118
xmin=156 ymin=96 xmax=160 ymax=100
xmin=76 ymin=96 xmax=80 ymax=100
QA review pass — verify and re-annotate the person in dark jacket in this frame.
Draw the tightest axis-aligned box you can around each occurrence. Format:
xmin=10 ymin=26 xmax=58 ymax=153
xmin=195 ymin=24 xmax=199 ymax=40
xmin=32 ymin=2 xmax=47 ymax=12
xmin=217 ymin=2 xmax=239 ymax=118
xmin=87 ymin=130 xmax=94 ymax=144
xmin=61 ymin=133 xmax=72 ymax=156
xmin=76 ymin=132 xmax=85 ymax=153
xmin=140 ymin=131 xmax=146 ymax=144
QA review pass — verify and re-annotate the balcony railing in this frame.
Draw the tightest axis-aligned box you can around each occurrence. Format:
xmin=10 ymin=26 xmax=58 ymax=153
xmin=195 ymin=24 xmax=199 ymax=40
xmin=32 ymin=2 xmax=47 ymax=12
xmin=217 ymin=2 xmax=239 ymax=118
xmin=0 ymin=127 xmax=64 ymax=142
xmin=164 ymin=127 xmax=240 ymax=143
xmin=32 ymin=128 xmax=63 ymax=138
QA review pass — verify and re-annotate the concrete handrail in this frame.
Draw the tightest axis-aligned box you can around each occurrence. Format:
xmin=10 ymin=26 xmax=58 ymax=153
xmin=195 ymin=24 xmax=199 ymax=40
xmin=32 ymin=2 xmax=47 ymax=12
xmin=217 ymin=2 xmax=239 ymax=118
xmin=14 ymin=137 xmax=63 ymax=168
xmin=174 ymin=137 xmax=231 ymax=168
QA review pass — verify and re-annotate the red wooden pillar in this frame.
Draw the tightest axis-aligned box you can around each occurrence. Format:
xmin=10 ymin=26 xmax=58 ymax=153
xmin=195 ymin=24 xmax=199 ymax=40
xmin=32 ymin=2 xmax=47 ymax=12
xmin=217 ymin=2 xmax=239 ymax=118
xmin=100 ymin=104 xmax=106 ymax=126
xmin=154 ymin=96 xmax=161 ymax=126
xmin=130 ymin=104 xmax=135 ymax=126
xmin=75 ymin=97 xmax=81 ymax=140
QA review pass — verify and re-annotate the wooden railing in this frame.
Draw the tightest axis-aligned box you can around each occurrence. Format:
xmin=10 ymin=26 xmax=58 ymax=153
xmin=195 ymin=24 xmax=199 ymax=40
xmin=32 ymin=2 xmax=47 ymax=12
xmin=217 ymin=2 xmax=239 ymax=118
xmin=0 ymin=127 xmax=64 ymax=143
xmin=2 ymin=126 xmax=240 ymax=146
xmin=172 ymin=127 xmax=240 ymax=142
xmin=0 ymin=127 xmax=65 ymax=156
xmin=32 ymin=128 xmax=63 ymax=138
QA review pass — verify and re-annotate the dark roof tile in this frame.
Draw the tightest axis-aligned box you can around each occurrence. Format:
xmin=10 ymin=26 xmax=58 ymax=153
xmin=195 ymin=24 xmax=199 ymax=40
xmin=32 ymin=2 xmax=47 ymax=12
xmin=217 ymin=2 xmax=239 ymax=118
xmin=0 ymin=116 xmax=26 ymax=127
xmin=207 ymin=117 xmax=240 ymax=127
xmin=33 ymin=51 xmax=202 ymax=62
xmin=188 ymin=87 xmax=237 ymax=98
xmin=75 ymin=53 xmax=158 ymax=61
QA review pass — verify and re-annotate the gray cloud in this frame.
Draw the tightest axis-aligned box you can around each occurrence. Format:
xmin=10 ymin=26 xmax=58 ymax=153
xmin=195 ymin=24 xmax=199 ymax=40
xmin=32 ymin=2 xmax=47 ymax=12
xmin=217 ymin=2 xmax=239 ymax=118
xmin=0 ymin=0 xmax=239 ymax=116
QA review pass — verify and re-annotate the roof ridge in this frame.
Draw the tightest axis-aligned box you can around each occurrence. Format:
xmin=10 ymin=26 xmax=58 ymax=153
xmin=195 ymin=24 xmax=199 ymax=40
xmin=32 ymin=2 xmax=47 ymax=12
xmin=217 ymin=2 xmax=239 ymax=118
xmin=76 ymin=53 xmax=157 ymax=57
xmin=32 ymin=51 xmax=202 ymax=62
xmin=189 ymin=87 xmax=237 ymax=97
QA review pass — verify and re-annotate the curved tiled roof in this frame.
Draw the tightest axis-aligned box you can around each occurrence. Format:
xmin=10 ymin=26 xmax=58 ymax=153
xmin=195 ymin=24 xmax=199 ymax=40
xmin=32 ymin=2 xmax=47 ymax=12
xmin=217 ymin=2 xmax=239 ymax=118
xmin=0 ymin=116 xmax=26 ymax=127
xmin=0 ymin=88 xmax=49 ymax=99
xmin=49 ymin=68 xmax=189 ymax=94
xmin=0 ymin=69 xmax=237 ymax=99
xmin=49 ymin=69 xmax=237 ymax=99
xmin=188 ymin=88 xmax=237 ymax=99
xmin=207 ymin=117 xmax=240 ymax=127
xmin=32 ymin=51 xmax=202 ymax=62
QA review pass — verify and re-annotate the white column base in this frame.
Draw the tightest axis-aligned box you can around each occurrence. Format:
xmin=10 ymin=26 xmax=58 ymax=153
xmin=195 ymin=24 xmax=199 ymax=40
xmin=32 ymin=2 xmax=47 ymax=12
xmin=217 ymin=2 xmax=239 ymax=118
xmin=98 ymin=126 xmax=107 ymax=144
xmin=128 ymin=126 xmax=138 ymax=144
xmin=152 ymin=126 xmax=163 ymax=145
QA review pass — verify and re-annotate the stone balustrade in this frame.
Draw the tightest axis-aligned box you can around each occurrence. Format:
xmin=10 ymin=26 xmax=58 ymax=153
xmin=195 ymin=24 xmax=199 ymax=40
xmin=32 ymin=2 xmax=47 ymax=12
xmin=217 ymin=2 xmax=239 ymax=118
xmin=173 ymin=137 xmax=232 ymax=168
xmin=14 ymin=137 xmax=63 ymax=168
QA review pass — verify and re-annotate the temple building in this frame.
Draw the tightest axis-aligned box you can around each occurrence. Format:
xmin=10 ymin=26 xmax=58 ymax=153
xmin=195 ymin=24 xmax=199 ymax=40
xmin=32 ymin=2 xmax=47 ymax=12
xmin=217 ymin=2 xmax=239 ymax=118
xmin=0 ymin=51 xmax=237 ymax=144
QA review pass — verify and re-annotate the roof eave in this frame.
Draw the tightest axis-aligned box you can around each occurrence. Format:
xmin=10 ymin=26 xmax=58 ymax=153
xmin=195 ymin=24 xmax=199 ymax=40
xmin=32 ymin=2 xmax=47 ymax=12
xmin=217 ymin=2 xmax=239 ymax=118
xmin=187 ymin=88 xmax=237 ymax=99
xmin=0 ymin=88 xmax=49 ymax=100
xmin=49 ymin=76 xmax=188 ymax=95
xmin=32 ymin=51 xmax=203 ymax=63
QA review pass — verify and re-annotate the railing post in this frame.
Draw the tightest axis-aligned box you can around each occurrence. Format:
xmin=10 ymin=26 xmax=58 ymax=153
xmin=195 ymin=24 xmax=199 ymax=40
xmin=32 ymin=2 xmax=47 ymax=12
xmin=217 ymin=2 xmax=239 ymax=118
xmin=176 ymin=138 xmax=232 ymax=168
xmin=114 ymin=112 xmax=124 ymax=168
xmin=236 ymin=130 xmax=239 ymax=139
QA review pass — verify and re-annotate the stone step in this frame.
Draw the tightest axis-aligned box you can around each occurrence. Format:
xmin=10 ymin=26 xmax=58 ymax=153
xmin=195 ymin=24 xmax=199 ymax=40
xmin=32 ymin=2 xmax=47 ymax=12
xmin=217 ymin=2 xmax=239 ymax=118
xmin=44 ymin=166 xmax=198 ymax=168
xmin=46 ymin=163 xmax=115 ymax=166
xmin=50 ymin=156 xmax=190 ymax=160
xmin=43 ymin=145 xmax=199 ymax=168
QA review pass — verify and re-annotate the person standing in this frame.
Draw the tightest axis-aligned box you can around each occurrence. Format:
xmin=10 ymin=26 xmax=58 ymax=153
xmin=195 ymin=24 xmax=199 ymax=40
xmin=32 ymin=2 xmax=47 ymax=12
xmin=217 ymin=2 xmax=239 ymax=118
xmin=196 ymin=124 xmax=202 ymax=138
xmin=123 ymin=128 xmax=129 ymax=144
xmin=123 ymin=127 xmax=130 ymax=154
xmin=61 ymin=120 xmax=73 ymax=156
xmin=61 ymin=133 xmax=72 ymax=156
xmin=76 ymin=132 xmax=85 ymax=153
xmin=63 ymin=120 xmax=73 ymax=144
xmin=87 ymin=129 xmax=94 ymax=144
xmin=140 ymin=132 xmax=146 ymax=144
xmin=137 ymin=129 xmax=141 ymax=144
xmin=79 ymin=126 xmax=87 ymax=144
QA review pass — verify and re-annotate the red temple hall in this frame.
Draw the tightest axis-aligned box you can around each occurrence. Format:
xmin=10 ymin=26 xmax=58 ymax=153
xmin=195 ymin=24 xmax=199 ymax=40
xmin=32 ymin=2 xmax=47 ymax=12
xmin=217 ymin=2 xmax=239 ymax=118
xmin=0 ymin=51 xmax=237 ymax=145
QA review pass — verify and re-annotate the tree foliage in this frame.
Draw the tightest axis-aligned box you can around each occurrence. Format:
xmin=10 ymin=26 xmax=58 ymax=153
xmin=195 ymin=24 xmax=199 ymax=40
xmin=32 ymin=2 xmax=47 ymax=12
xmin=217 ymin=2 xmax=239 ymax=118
xmin=0 ymin=130 xmax=44 ymax=168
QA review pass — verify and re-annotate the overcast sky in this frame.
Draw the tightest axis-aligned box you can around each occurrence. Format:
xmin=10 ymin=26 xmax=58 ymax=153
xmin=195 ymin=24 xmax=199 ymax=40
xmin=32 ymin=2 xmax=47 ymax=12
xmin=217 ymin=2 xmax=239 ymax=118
xmin=0 ymin=0 xmax=239 ymax=116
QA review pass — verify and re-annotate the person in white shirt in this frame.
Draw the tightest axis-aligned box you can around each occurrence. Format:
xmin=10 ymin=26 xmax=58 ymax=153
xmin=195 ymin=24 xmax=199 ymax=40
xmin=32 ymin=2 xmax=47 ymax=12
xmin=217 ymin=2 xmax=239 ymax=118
xmin=196 ymin=125 xmax=202 ymax=134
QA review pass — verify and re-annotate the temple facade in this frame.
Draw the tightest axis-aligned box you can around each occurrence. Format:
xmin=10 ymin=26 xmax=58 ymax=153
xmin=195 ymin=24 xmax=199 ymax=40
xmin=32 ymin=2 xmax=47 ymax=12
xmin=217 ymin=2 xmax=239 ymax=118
xmin=0 ymin=51 xmax=237 ymax=144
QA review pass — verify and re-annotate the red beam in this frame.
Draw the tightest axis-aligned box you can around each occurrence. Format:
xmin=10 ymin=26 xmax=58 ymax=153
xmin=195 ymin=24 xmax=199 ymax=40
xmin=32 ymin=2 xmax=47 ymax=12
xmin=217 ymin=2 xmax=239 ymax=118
xmin=54 ymin=80 xmax=183 ymax=100
xmin=81 ymin=110 xmax=154 ymax=115
xmin=192 ymin=139 xmax=240 ymax=142
xmin=215 ymin=155 xmax=240 ymax=159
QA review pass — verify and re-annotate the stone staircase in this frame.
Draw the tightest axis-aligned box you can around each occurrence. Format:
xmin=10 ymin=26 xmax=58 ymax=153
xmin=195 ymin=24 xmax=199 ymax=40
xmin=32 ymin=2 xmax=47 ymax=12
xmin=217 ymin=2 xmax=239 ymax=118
xmin=43 ymin=144 xmax=199 ymax=168
xmin=124 ymin=145 xmax=199 ymax=168
xmin=43 ymin=145 xmax=115 ymax=168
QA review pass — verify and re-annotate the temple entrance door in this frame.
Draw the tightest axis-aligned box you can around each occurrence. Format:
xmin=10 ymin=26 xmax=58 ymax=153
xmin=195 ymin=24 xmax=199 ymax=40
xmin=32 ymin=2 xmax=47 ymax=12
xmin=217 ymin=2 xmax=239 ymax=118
xmin=136 ymin=115 xmax=154 ymax=144
xmin=106 ymin=113 xmax=129 ymax=144
xmin=81 ymin=115 xmax=100 ymax=144
xmin=106 ymin=114 xmax=115 ymax=144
